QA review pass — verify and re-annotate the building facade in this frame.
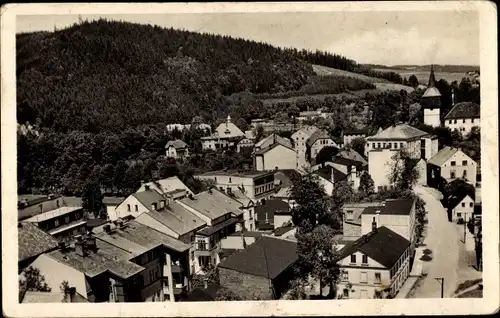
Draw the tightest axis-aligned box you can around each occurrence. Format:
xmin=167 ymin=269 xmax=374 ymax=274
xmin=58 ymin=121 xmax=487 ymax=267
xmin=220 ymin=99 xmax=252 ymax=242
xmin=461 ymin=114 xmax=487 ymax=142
xmin=444 ymin=102 xmax=480 ymax=135
xmin=254 ymin=144 xmax=297 ymax=171
xmin=201 ymin=115 xmax=245 ymax=150
xmin=428 ymin=146 xmax=477 ymax=187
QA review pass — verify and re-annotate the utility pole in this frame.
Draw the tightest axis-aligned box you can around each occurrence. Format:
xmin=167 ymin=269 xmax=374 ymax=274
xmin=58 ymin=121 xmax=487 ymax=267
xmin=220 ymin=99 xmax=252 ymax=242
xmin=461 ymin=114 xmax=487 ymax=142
xmin=434 ymin=277 xmax=444 ymax=298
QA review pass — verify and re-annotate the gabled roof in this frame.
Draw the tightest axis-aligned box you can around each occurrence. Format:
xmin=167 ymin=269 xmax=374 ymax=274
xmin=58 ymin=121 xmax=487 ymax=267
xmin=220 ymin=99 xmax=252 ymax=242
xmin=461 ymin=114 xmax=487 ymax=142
xmin=218 ymin=236 xmax=298 ymax=279
xmin=255 ymin=199 xmax=290 ymax=225
xmin=422 ymin=87 xmax=441 ymax=98
xmin=292 ymin=125 xmax=319 ymax=139
xmin=179 ymin=189 xmax=243 ymax=220
xmin=448 ymin=193 xmax=475 ymax=210
xmin=428 ymin=146 xmax=460 ymax=166
xmin=445 ymin=102 xmax=480 ymax=119
xmin=132 ymin=190 xmax=164 ymax=212
xmin=213 ymin=116 xmax=245 ymax=139
xmin=254 ymin=142 xmax=296 ymax=156
xmin=338 ymin=226 xmax=410 ymax=268
xmin=165 ymin=139 xmax=188 ymax=149
xmin=366 ymin=123 xmax=428 ymax=141
xmin=18 ymin=222 xmax=59 ymax=263
xmin=140 ymin=201 xmax=206 ymax=236
xmin=313 ymin=166 xmax=348 ymax=183
xmin=306 ymin=129 xmax=333 ymax=147
xmin=254 ymin=133 xmax=292 ymax=149
xmin=362 ymin=198 xmax=415 ymax=216
xmin=139 ymin=176 xmax=193 ymax=196
xmin=337 ymin=149 xmax=368 ymax=166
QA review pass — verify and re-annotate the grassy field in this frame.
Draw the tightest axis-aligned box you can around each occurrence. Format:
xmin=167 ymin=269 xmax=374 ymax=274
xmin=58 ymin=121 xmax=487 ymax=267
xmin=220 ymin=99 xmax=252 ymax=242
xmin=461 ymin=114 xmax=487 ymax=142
xmin=312 ymin=64 xmax=414 ymax=93
xmin=373 ymin=68 xmax=471 ymax=84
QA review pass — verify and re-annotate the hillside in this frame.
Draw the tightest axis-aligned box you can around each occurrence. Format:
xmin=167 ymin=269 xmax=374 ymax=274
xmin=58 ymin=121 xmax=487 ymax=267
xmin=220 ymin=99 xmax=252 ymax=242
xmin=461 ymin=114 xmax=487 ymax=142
xmin=17 ymin=19 xmax=316 ymax=133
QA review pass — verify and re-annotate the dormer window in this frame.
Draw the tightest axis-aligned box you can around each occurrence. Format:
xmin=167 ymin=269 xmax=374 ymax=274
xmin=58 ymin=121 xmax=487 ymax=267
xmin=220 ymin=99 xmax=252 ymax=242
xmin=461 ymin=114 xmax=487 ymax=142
xmin=346 ymin=210 xmax=354 ymax=221
xmin=160 ymin=200 xmax=166 ymax=209
xmin=152 ymin=203 xmax=158 ymax=211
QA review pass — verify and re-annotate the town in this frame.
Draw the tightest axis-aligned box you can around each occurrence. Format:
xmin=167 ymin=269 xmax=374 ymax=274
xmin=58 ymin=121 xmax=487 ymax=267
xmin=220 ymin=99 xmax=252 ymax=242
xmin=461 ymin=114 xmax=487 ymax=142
xmin=16 ymin=18 xmax=482 ymax=303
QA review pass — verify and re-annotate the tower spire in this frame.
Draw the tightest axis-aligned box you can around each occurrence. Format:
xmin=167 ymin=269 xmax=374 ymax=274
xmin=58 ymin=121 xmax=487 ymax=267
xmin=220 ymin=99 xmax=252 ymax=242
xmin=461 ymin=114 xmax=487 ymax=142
xmin=428 ymin=64 xmax=437 ymax=88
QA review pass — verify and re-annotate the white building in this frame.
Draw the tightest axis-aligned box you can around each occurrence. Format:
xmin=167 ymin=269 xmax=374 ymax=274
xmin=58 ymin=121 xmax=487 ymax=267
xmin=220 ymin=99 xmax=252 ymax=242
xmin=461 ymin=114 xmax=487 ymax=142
xmin=201 ymin=115 xmax=245 ymax=150
xmin=165 ymin=139 xmax=189 ymax=159
xmin=448 ymin=193 xmax=475 ymax=223
xmin=337 ymin=225 xmax=411 ymax=299
xmin=444 ymin=102 xmax=480 ymax=135
xmin=254 ymin=143 xmax=297 ymax=171
xmin=254 ymin=133 xmax=292 ymax=152
xmin=291 ymin=125 xmax=319 ymax=171
xmin=342 ymin=128 xmax=368 ymax=147
xmin=421 ymin=65 xmax=442 ymax=127
xmin=427 ymin=146 xmax=477 ymax=187
xmin=306 ymin=129 xmax=339 ymax=163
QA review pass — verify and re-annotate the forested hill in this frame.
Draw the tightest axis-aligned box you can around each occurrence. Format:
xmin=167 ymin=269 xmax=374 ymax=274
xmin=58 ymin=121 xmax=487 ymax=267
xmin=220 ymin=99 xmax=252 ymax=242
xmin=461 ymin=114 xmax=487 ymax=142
xmin=17 ymin=19 xmax=316 ymax=133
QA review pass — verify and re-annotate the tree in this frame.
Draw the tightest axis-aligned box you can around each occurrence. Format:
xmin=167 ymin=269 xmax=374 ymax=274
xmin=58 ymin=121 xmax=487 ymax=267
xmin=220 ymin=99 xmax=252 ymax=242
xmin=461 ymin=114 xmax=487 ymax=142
xmin=81 ymin=182 xmax=104 ymax=217
xmin=414 ymin=196 xmax=426 ymax=244
xmin=255 ymin=124 xmax=265 ymax=143
xmin=295 ymin=225 xmax=340 ymax=298
xmin=215 ymin=287 xmax=242 ymax=301
xmin=350 ymin=137 xmax=366 ymax=157
xmin=285 ymin=278 xmax=307 ymax=300
xmin=358 ymin=171 xmax=375 ymax=195
xmin=315 ymin=146 xmax=340 ymax=166
xmin=388 ymin=149 xmax=420 ymax=192
xmin=19 ymin=266 xmax=51 ymax=292
xmin=291 ymin=174 xmax=330 ymax=233
xmin=408 ymin=75 xmax=419 ymax=88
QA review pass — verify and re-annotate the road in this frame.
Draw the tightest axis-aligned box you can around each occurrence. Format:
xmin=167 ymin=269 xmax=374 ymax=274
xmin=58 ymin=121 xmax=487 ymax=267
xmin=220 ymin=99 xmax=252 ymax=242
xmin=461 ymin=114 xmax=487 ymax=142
xmin=409 ymin=185 xmax=460 ymax=298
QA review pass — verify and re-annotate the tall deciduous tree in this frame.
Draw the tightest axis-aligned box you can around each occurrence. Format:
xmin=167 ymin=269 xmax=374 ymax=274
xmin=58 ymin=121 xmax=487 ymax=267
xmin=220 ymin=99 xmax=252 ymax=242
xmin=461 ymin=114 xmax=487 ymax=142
xmin=388 ymin=149 xmax=420 ymax=192
xmin=350 ymin=137 xmax=366 ymax=158
xmin=81 ymin=182 xmax=104 ymax=217
xmin=358 ymin=171 xmax=375 ymax=195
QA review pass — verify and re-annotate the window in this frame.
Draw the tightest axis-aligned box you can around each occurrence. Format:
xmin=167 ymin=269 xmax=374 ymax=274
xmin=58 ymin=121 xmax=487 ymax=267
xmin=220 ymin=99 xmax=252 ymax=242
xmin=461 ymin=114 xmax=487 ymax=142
xmin=135 ymin=205 xmax=138 ymax=212
xmin=377 ymin=143 xmax=381 ymax=148
xmin=54 ymin=219 xmax=59 ymax=227
xmin=341 ymin=270 xmax=349 ymax=281
xmin=229 ymin=177 xmax=232 ymax=183
xmin=388 ymin=143 xmax=392 ymax=149
xmin=65 ymin=216 xmax=70 ymax=224
xmin=375 ymin=273 xmax=381 ymax=284
xmin=454 ymin=120 xmax=457 ymax=124
xmin=470 ymin=202 xmax=473 ymax=208
xmin=449 ymin=120 xmax=452 ymax=124
xmin=56 ymin=200 xmax=60 ymax=208
xmin=394 ymin=143 xmax=398 ymax=149
xmin=362 ymin=255 xmax=368 ymax=264
xmin=127 ymin=204 xmax=131 ymax=212
xmin=451 ymin=161 xmax=456 ymax=166
xmin=400 ymin=142 xmax=404 ymax=148
xmin=190 ymin=251 xmax=194 ymax=261
xmin=346 ymin=210 xmax=354 ymax=221
xmin=457 ymin=212 xmax=462 ymax=217
xmin=343 ymin=289 xmax=349 ymax=298
xmin=360 ymin=272 xmax=368 ymax=283
xmin=471 ymin=118 xmax=475 ymax=123
xmin=463 ymin=170 xmax=467 ymax=177
xmin=450 ymin=171 xmax=456 ymax=179
xmin=462 ymin=202 xmax=465 ymax=207
xmin=463 ymin=119 xmax=466 ymax=123
xmin=350 ymin=255 xmax=356 ymax=263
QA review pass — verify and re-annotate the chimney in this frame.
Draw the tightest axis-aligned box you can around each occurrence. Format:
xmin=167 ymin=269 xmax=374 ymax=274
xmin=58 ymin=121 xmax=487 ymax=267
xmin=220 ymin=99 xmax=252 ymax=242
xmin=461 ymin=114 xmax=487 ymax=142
xmin=86 ymin=235 xmax=97 ymax=252
xmin=151 ymin=203 xmax=157 ymax=211
xmin=372 ymin=216 xmax=377 ymax=233
xmin=58 ymin=241 xmax=67 ymax=250
xmin=331 ymin=167 xmax=335 ymax=184
xmin=104 ymin=225 xmax=111 ymax=233
xmin=145 ymin=184 xmax=150 ymax=191
xmin=188 ymin=193 xmax=194 ymax=200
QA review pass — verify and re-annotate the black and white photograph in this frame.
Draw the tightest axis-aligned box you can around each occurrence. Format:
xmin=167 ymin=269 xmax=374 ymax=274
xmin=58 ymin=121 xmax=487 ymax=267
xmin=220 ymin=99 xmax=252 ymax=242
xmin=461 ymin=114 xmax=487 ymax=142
xmin=1 ymin=2 xmax=498 ymax=317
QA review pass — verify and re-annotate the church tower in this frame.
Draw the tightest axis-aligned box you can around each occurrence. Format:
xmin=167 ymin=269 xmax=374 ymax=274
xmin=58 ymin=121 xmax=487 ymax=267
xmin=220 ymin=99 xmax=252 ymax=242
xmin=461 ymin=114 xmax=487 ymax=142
xmin=421 ymin=65 xmax=441 ymax=127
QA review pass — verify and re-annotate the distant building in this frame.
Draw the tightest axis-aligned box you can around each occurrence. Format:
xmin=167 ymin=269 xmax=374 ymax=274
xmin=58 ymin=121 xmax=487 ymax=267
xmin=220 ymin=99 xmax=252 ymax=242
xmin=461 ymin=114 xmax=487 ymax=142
xmin=201 ymin=115 xmax=245 ymax=150
xmin=102 ymin=197 xmax=125 ymax=221
xmin=22 ymin=206 xmax=87 ymax=242
xmin=254 ymin=143 xmax=297 ymax=171
xmin=165 ymin=139 xmax=189 ymax=159
xmin=18 ymin=194 xmax=70 ymax=221
xmin=137 ymin=176 xmax=194 ymax=197
xmin=195 ymin=170 xmax=276 ymax=202
xmin=306 ymin=129 xmax=339 ymax=163
xmin=218 ymin=236 xmax=298 ymax=300
xmin=421 ymin=65 xmax=442 ymax=127
xmin=254 ymin=199 xmax=291 ymax=230
xmin=337 ymin=226 xmax=411 ymax=299
xmin=444 ymin=102 xmax=480 ymax=135
xmin=448 ymin=192 xmax=475 ymax=223
xmin=254 ymin=133 xmax=292 ymax=152
xmin=343 ymin=128 xmax=368 ymax=146
xmin=427 ymin=146 xmax=477 ymax=187
xmin=18 ymin=222 xmax=59 ymax=272
xmin=336 ymin=148 xmax=368 ymax=168
xmin=291 ymin=125 xmax=319 ymax=171
xmin=220 ymin=231 xmax=264 ymax=250
xmin=236 ymin=130 xmax=256 ymax=153
xmin=342 ymin=202 xmax=384 ymax=241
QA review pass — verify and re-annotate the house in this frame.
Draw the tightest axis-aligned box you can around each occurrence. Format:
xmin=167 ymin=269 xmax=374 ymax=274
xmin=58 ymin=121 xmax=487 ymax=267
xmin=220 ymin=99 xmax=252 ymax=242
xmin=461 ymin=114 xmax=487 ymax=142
xmin=336 ymin=148 xmax=368 ymax=168
xmin=178 ymin=189 xmax=244 ymax=274
xmin=236 ymin=130 xmax=256 ymax=154
xmin=313 ymin=165 xmax=348 ymax=195
xmin=18 ymin=194 xmax=76 ymax=221
xmin=336 ymin=225 xmax=411 ymax=299
xmin=136 ymin=176 xmax=194 ymax=198
xmin=312 ymin=158 xmax=363 ymax=194
xmin=342 ymin=202 xmax=385 ymax=242
xmin=218 ymin=236 xmax=298 ymax=299
xmin=273 ymin=224 xmax=296 ymax=240
xmin=28 ymin=222 xmax=190 ymax=303
xmin=360 ymin=198 xmax=417 ymax=254
xmin=254 ymin=143 xmax=297 ymax=171
xmin=448 ymin=192 xmax=475 ymax=223
xmin=201 ymin=115 xmax=245 ymax=150
xmin=291 ymin=125 xmax=319 ymax=171
xmin=165 ymin=139 xmax=189 ymax=159
xmin=254 ymin=133 xmax=292 ymax=152
xmin=195 ymin=170 xmax=276 ymax=202
xmin=427 ymin=146 xmax=477 ymax=187
xmin=229 ymin=189 xmax=256 ymax=231
xmin=22 ymin=206 xmax=87 ymax=242
xmin=444 ymin=102 xmax=480 ymax=135
xmin=272 ymin=186 xmax=296 ymax=209
xmin=18 ymin=222 xmax=59 ymax=272
xmin=366 ymin=123 xmax=438 ymax=191
xmin=102 ymin=197 xmax=125 ymax=220
xmin=421 ymin=65 xmax=442 ymax=127
xmin=95 ymin=220 xmax=191 ymax=301
xmin=343 ymin=128 xmax=368 ymax=146
xmin=306 ymin=129 xmax=339 ymax=163
xmin=255 ymin=199 xmax=291 ymax=230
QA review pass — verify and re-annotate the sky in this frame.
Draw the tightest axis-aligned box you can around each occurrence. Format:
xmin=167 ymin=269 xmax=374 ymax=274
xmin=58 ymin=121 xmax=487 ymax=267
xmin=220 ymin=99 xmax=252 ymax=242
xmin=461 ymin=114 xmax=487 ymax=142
xmin=16 ymin=11 xmax=479 ymax=66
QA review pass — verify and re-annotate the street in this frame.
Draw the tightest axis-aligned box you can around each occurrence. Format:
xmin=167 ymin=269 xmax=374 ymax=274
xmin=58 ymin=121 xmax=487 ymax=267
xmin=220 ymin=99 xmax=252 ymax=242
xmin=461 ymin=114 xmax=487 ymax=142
xmin=409 ymin=185 xmax=460 ymax=298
